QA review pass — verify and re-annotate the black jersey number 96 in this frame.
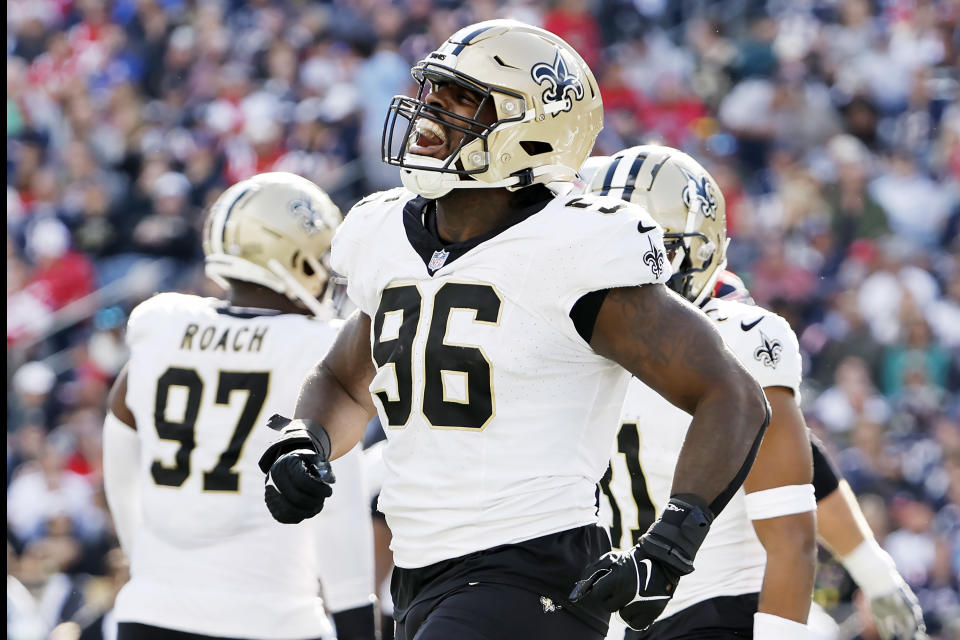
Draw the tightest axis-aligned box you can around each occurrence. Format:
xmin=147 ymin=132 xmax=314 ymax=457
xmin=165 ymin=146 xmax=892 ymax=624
xmin=372 ymin=282 xmax=502 ymax=430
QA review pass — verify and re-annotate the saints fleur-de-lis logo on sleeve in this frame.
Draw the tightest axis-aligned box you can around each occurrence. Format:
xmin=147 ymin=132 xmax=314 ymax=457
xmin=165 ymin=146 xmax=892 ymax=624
xmin=754 ymin=330 xmax=783 ymax=368
xmin=531 ymin=51 xmax=584 ymax=116
xmin=643 ymin=235 xmax=665 ymax=279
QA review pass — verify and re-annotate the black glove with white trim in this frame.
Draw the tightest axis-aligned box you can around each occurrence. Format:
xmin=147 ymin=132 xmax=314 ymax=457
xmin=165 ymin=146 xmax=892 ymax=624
xmin=258 ymin=414 xmax=336 ymax=524
xmin=570 ymin=495 xmax=713 ymax=631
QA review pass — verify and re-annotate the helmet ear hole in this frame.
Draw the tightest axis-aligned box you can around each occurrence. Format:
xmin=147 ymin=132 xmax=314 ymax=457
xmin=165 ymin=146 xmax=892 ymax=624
xmin=302 ymin=260 xmax=315 ymax=277
xmin=521 ymin=141 xmax=553 ymax=156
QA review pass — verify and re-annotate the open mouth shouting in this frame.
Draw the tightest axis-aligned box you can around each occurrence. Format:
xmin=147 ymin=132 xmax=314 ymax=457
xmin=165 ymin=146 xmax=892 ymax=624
xmin=408 ymin=118 xmax=449 ymax=158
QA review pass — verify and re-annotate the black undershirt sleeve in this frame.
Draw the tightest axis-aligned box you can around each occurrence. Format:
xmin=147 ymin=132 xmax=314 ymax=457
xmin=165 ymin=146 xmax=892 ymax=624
xmin=570 ymin=289 xmax=611 ymax=344
xmin=810 ymin=432 xmax=842 ymax=501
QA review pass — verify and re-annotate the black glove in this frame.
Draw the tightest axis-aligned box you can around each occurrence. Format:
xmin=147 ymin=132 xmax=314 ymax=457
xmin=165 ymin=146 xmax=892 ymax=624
xmin=570 ymin=495 xmax=713 ymax=631
xmin=259 ymin=414 xmax=336 ymax=524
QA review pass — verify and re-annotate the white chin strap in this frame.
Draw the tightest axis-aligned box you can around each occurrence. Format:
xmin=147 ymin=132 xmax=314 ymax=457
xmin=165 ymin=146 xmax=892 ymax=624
xmin=266 ymin=259 xmax=333 ymax=320
xmin=691 ymin=240 xmax=730 ymax=307
xmin=400 ymin=155 xmax=577 ymax=199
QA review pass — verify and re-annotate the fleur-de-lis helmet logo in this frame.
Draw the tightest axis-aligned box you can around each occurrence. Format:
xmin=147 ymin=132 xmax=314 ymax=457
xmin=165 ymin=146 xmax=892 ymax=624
xmin=643 ymin=235 xmax=665 ymax=279
xmin=754 ymin=330 xmax=783 ymax=368
xmin=288 ymin=199 xmax=325 ymax=235
xmin=531 ymin=51 xmax=584 ymax=116
xmin=679 ymin=166 xmax=719 ymax=220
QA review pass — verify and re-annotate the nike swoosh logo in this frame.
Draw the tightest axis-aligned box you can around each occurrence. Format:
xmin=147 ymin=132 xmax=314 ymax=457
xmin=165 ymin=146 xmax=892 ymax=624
xmin=741 ymin=317 xmax=763 ymax=332
xmin=704 ymin=308 xmax=729 ymax=322
xmin=639 ymin=558 xmax=654 ymax=591
xmin=637 ymin=221 xmax=657 ymax=233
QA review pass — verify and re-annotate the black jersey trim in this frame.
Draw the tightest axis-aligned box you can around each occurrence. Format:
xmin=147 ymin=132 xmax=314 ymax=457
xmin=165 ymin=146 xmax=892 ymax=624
xmin=569 ymin=289 xmax=611 ymax=344
xmin=402 ymin=185 xmax=554 ymax=275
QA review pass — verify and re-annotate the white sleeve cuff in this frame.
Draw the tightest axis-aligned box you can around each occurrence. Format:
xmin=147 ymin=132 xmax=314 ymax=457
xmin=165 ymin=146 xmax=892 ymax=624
xmin=103 ymin=412 xmax=142 ymax=554
xmin=841 ymin=539 xmax=901 ymax=599
xmin=754 ymin=612 xmax=811 ymax=639
xmin=745 ymin=484 xmax=816 ymax=521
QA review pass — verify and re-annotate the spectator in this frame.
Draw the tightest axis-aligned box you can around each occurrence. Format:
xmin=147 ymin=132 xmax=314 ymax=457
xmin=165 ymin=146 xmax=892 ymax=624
xmin=869 ymin=152 xmax=956 ymax=249
xmin=886 ymin=493 xmax=940 ymax=589
xmin=813 ymin=356 xmax=892 ymax=436
xmin=882 ymin=313 xmax=952 ymax=396
xmin=838 ymin=419 xmax=901 ymax=498
xmin=806 ymin=290 xmax=886 ymax=389
xmin=10 ymin=362 xmax=58 ymax=432
xmin=824 ymin=135 xmax=889 ymax=248
xmin=9 ymin=535 xmax=86 ymax=635
xmin=856 ymin=238 xmax=940 ymax=345
xmin=542 ymin=0 xmax=602 ymax=70
xmin=7 ymin=444 xmax=98 ymax=546
xmin=126 ymin=171 xmax=200 ymax=287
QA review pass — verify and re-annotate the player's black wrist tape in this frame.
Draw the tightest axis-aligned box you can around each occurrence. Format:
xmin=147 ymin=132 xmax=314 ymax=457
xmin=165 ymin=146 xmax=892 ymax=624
xmin=258 ymin=414 xmax=332 ymax=473
xmin=639 ymin=495 xmax=714 ymax=576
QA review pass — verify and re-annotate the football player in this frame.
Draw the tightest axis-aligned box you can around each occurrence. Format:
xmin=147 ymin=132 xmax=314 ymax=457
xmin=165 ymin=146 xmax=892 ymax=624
xmin=258 ymin=20 xmax=770 ymax=640
xmin=711 ymin=268 xmax=928 ymax=638
xmin=584 ymin=146 xmax=926 ymax=640
xmin=102 ymin=173 xmax=376 ymax=640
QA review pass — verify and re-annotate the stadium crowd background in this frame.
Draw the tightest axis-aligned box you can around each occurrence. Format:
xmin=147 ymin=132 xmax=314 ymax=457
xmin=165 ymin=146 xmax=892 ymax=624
xmin=6 ymin=0 xmax=959 ymax=637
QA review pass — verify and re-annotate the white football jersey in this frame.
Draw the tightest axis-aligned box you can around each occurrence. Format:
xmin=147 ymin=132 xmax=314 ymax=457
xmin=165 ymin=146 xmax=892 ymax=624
xmin=115 ymin=293 xmax=373 ymax=639
xmin=599 ymin=297 xmax=803 ymax=624
xmin=332 ymin=187 xmax=671 ymax=568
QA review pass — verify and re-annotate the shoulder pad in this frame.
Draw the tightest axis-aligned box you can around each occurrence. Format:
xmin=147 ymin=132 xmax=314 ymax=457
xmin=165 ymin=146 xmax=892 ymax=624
xmin=713 ymin=300 xmax=802 ymax=391
xmin=560 ymin=193 xmax=640 ymax=217
xmin=126 ymin=292 xmax=184 ymax=347
xmin=127 ymin=292 xmax=217 ymax=331
xmin=128 ymin=291 xmax=179 ymax=323
xmin=348 ymin=187 xmax=411 ymax=215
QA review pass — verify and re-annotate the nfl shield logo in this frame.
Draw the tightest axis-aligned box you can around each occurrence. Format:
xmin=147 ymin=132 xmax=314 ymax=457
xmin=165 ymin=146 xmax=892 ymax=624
xmin=428 ymin=249 xmax=449 ymax=272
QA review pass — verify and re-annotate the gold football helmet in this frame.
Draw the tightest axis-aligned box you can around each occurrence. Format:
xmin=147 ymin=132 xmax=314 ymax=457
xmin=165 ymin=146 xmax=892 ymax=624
xmin=203 ymin=172 xmax=343 ymax=317
xmin=383 ymin=19 xmax=604 ymax=198
xmin=584 ymin=145 xmax=728 ymax=305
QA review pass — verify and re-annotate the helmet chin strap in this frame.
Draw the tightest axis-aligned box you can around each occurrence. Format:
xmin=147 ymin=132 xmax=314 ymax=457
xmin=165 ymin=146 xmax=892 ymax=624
xmin=266 ymin=259 xmax=333 ymax=320
xmin=691 ymin=239 xmax=730 ymax=307
xmin=400 ymin=155 xmax=577 ymax=199
xmin=206 ymin=255 xmax=332 ymax=319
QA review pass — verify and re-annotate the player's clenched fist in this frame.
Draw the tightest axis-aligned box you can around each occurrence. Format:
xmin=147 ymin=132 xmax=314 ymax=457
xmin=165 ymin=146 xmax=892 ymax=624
xmin=259 ymin=414 xmax=336 ymax=524
xmin=570 ymin=495 xmax=713 ymax=630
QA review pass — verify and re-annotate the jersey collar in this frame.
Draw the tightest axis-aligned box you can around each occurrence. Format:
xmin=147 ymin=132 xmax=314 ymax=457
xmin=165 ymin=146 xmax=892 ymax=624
xmin=401 ymin=186 xmax=553 ymax=276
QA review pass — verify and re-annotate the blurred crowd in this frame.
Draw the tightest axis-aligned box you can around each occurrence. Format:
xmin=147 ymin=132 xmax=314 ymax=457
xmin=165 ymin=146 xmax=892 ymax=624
xmin=6 ymin=0 xmax=960 ymax=638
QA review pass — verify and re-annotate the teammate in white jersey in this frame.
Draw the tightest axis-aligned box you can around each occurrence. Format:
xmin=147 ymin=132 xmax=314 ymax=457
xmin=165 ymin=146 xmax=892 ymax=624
xmin=102 ymin=173 xmax=376 ymax=640
xmin=712 ymin=270 xmax=926 ymax=640
xmin=257 ymin=20 xmax=770 ymax=640
xmin=584 ymin=147 xmax=926 ymax=640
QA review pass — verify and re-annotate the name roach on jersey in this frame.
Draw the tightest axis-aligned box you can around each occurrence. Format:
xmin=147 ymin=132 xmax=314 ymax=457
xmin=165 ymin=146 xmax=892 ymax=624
xmin=180 ymin=323 xmax=268 ymax=352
